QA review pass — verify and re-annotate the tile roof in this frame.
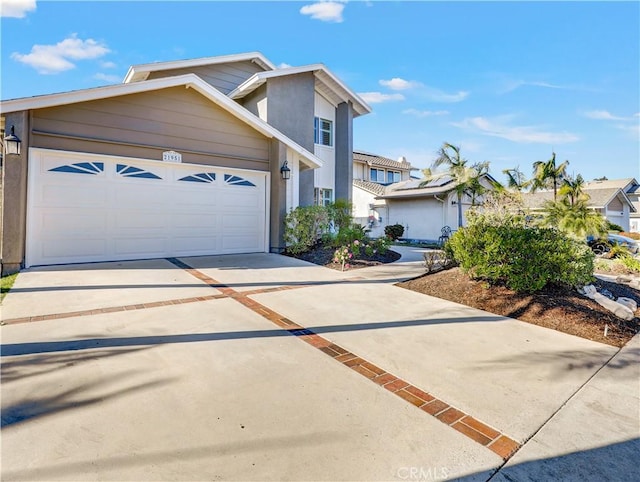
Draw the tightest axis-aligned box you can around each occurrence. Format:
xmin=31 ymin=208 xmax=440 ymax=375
xmin=353 ymin=179 xmax=387 ymax=196
xmin=353 ymin=150 xmax=415 ymax=171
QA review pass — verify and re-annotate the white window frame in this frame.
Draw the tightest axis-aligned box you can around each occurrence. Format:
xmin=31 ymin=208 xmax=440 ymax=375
xmin=370 ymin=168 xmax=385 ymax=183
xmin=387 ymin=171 xmax=401 ymax=183
xmin=314 ymin=187 xmax=333 ymax=207
xmin=314 ymin=117 xmax=333 ymax=147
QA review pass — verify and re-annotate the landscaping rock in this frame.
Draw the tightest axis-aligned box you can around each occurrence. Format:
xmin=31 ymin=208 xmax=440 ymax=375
xmin=617 ymin=297 xmax=638 ymax=312
xmin=582 ymin=285 xmax=634 ymax=321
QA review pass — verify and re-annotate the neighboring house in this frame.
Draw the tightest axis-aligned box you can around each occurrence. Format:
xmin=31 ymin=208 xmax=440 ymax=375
xmin=0 ymin=52 xmax=371 ymax=274
xmin=351 ymin=150 xmax=415 ymax=227
xmin=521 ymin=178 xmax=637 ymax=232
xmin=584 ymin=178 xmax=639 ymax=232
xmin=370 ymin=175 xmax=497 ymax=241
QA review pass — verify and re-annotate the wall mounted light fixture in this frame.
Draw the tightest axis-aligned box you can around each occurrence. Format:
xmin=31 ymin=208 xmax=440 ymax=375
xmin=280 ymin=160 xmax=291 ymax=181
xmin=3 ymin=125 xmax=21 ymax=156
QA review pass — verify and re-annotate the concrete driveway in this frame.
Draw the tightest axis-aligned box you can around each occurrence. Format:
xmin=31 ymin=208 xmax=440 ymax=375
xmin=1 ymin=249 xmax=637 ymax=481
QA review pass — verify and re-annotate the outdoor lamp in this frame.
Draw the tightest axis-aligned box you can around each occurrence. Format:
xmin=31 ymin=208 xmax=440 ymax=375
xmin=280 ymin=160 xmax=291 ymax=180
xmin=3 ymin=125 xmax=21 ymax=156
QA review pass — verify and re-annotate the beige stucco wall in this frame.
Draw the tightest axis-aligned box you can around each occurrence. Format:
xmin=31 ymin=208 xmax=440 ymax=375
xmin=1 ymin=111 xmax=29 ymax=275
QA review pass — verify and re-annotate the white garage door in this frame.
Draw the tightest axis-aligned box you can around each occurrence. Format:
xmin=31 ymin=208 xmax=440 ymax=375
xmin=26 ymin=148 xmax=268 ymax=267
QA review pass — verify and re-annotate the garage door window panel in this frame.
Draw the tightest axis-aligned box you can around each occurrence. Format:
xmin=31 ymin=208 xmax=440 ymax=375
xmin=116 ymin=164 xmax=162 ymax=179
xmin=49 ymin=162 xmax=105 ymax=175
xmin=178 ymin=172 xmax=217 ymax=183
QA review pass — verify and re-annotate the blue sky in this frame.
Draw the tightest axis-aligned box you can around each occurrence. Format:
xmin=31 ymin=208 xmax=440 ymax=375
xmin=2 ymin=0 xmax=639 ymax=182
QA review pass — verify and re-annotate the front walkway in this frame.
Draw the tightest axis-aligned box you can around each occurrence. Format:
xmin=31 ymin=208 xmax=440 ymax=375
xmin=1 ymin=249 xmax=637 ymax=481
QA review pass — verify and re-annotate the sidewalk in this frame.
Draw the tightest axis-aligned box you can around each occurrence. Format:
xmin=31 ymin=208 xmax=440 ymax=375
xmin=492 ymin=332 xmax=640 ymax=481
xmin=353 ymin=244 xmax=432 ymax=283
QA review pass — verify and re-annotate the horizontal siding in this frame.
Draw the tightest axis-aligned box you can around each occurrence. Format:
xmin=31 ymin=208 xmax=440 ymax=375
xmin=31 ymin=86 xmax=270 ymax=171
xmin=147 ymin=61 xmax=264 ymax=93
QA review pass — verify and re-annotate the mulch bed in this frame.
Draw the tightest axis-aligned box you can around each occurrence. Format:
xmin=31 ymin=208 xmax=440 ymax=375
xmin=284 ymin=244 xmax=401 ymax=271
xmin=286 ymin=245 xmax=639 ymax=347
xmin=398 ymin=268 xmax=640 ymax=347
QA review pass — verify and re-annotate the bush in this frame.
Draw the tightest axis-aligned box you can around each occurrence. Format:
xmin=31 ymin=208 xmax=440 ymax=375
xmin=371 ymin=236 xmax=391 ymax=255
xmin=333 ymin=223 xmax=366 ymax=247
xmin=447 ymin=216 xmax=594 ymax=293
xmin=607 ymin=221 xmax=624 ymax=232
xmin=284 ymin=205 xmax=330 ymax=255
xmin=620 ymin=255 xmax=640 ymax=273
xmin=327 ymin=199 xmax=353 ymax=233
xmin=384 ymin=223 xmax=405 ymax=241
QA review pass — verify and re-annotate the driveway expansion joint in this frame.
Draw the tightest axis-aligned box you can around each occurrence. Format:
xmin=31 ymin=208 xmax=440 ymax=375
xmin=168 ymin=257 xmax=522 ymax=460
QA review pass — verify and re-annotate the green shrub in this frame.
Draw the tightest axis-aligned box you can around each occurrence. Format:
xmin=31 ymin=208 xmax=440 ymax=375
xmin=371 ymin=236 xmax=391 ymax=255
xmin=606 ymin=221 xmax=624 ymax=232
xmin=620 ymin=255 xmax=640 ymax=273
xmin=284 ymin=205 xmax=330 ymax=255
xmin=447 ymin=217 xmax=594 ymax=293
xmin=384 ymin=223 xmax=405 ymax=241
xmin=333 ymin=223 xmax=366 ymax=247
xmin=327 ymin=199 xmax=353 ymax=233
xmin=608 ymin=244 xmax=631 ymax=259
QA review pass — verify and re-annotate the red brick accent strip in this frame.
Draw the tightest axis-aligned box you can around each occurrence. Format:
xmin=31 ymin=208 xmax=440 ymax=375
xmin=1 ymin=294 xmax=227 ymax=326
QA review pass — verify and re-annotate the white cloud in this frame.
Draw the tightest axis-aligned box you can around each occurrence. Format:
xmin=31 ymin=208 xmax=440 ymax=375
xmin=100 ymin=60 xmax=117 ymax=69
xmin=615 ymin=123 xmax=640 ymax=139
xmin=452 ymin=115 xmax=579 ymax=144
xmin=300 ymin=1 xmax=345 ymax=23
xmin=421 ymin=86 xmax=469 ymax=103
xmin=583 ymin=110 xmax=633 ymax=121
xmin=11 ymin=34 xmax=110 ymax=74
xmin=1 ymin=0 xmax=36 ymax=18
xmin=358 ymin=92 xmax=405 ymax=104
xmin=379 ymin=78 xmax=421 ymax=91
xmin=94 ymin=72 xmax=120 ymax=83
xmin=403 ymin=108 xmax=449 ymax=118
xmin=277 ymin=62 xmax=292 ymax=69
xmin=501 ymin=79 xmax=570 ymax=93
xmin=378 ymin=77 xmax=468 ymax=102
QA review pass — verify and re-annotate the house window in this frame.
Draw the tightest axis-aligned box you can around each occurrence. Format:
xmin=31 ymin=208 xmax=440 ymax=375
xmin=370 ymin=168 xmax=385 ymax=183
xmin=314 ymin=117 xmax=333 ymax=147
xmin=387 ymin=171 xmax=401 ymax=183
xmin=314 ymin=188 xmax=333 ymax=206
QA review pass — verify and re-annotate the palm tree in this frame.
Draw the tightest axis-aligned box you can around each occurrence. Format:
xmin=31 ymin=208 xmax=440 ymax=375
xmin=541 ymin=198 xmax=607 ymax=238
xmin=421 ymin=143 xmax=490 ymax=228
xmin=559 ymin=174 xmax=589 ymax=207
xmin=502 ymin=166 xmax=529 ymax=191
xmin=530 ymin=152 xmax=570 ymax=201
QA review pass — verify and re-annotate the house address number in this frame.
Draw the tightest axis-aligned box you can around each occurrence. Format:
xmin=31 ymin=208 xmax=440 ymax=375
xmin=162 ymin=151 xmax=182 ymax=163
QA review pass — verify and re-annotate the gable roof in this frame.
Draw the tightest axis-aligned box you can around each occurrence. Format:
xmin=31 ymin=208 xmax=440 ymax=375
xmin=228 ymin=64 xmax=372 ymax=118
xmin=353 ymin=150 xmax=415 ymax=171
xmin=584 ymin=177 xmax=638 ymax=192
xmin=0 ymin=74 xmax=322 ymax=170
xmin=521 ymin=187 xmax=636 ymax=212
xmin=123 ymin=52 xmax=276 ymax=83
